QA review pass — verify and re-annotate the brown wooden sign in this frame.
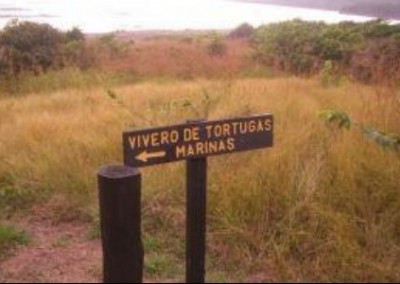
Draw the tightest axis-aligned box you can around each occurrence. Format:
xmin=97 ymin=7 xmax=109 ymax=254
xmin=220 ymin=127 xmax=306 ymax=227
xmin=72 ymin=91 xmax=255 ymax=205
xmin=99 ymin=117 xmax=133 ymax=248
xmin=123 ymin=113 xmax=273 ymax=167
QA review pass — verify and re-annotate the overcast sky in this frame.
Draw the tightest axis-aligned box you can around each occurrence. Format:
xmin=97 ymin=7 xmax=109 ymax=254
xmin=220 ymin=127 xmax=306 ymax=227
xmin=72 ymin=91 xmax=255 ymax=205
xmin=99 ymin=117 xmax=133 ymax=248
xmin=0 ymin=0 xmax=374 ymax=32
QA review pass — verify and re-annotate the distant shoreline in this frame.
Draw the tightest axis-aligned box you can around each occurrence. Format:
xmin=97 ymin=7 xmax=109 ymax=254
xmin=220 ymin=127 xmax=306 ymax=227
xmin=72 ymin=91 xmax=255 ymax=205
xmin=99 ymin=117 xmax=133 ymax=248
xmin=1 ymin=0 xmax=396 ymax=34
xmin=232 ymin=0 xmax=400 ymax=21
xmin=231 ymin=0 xmax=339 ymax=12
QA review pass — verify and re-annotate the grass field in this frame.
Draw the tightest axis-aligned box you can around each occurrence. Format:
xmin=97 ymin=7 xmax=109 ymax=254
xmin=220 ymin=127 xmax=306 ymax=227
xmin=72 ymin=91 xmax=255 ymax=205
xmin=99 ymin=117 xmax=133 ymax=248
xmin=0 ymin=73 xmax=399 ymax=281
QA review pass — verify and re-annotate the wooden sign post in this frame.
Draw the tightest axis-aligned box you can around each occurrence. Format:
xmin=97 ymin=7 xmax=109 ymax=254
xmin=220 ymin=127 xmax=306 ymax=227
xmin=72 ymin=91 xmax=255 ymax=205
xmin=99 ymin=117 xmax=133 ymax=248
xmin=98 ymin=165 xmax=143 ymax=283
xmin=123 ymin=114 xmax=274 ymax=167
xmin=122 ymin=113 xmax=274 ymax=283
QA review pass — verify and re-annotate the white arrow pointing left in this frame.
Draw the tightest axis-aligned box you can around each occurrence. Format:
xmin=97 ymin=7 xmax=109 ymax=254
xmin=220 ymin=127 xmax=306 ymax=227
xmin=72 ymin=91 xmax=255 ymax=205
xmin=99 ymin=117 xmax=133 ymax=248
xmin=135 ymin=150 xmax=166 ymax=163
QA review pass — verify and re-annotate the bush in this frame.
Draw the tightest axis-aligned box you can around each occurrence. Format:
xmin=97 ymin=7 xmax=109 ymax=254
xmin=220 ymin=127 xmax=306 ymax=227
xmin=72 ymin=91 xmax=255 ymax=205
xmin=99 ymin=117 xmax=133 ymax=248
xmin=350 ymin=37 xmax=400 ymax=84
xmin=229 ymin=23 xmax=254 ymax=39
xmin=252 ymin=20 xmax=326 ymax=74
xmin=320 ymin=60 xmax=341 ymax=87
xmin=66 ymin=27 xmax=85 ymax=42
xmin=0 ymin=20 xmax=64 ymax=75
xmin=207 ymin=33 xmax=227 ymax=57
xmin=0 ymin=20 xmax=93 ymax=76
xmin=252 ymin=19 xmax=400 ymax=84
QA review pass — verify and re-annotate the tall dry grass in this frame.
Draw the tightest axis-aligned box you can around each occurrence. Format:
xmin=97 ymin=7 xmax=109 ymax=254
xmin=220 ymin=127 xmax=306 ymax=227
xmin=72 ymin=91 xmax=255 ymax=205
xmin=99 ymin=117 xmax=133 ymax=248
xmin=0 ymin=77 xmax=399 ymax=281
xmin=96 ymin=37 xmax=259 ymax=79
xmin=0 ymin=37 xmax=268 ymax=98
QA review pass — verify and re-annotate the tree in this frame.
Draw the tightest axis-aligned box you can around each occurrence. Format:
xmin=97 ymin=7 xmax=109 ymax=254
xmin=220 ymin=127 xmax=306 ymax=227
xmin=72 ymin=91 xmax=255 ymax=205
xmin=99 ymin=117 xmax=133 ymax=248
xmin=252 ymin=20 xmax=326 ymax=74
xmin=63 ymin=27 xmax=94 ymax=69
xmin=0 ymin=20 xmax=65 ymax=75
xmin=229 ymin=23 xmax=254 ymax=39
xmin=207 ymin=33 xmax=227 ymax=57
xmin=66 ymin=27 xmax=85 ymax=42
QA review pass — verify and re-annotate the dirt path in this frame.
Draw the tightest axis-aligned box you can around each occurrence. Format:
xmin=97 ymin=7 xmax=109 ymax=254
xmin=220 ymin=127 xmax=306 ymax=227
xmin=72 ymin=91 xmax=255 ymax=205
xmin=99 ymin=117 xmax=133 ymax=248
xmin=0 ymin=220 xmax=102 ymax=283
xmin=0 ymin=217 xmax=271 ymax=283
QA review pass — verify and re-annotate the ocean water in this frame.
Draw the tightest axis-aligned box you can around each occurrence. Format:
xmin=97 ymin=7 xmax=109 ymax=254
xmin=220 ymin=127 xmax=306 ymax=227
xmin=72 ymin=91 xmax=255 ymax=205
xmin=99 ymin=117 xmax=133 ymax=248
xmin=0 ymin=0 xmax=375 ymax=33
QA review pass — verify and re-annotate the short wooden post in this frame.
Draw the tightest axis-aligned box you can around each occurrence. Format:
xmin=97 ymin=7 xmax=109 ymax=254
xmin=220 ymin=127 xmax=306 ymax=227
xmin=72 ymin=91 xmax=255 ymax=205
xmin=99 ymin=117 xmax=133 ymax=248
xmin=186 ymin=157 xmax=207 ymax=283
xmin=98 ymin=165 xmax=143 ymax=283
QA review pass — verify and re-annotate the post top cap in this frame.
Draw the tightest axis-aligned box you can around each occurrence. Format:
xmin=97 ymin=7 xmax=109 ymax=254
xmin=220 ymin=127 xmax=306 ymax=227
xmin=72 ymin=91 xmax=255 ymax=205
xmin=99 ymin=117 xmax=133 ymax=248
xmin=98 ymin=164 xmax=140 ymax=179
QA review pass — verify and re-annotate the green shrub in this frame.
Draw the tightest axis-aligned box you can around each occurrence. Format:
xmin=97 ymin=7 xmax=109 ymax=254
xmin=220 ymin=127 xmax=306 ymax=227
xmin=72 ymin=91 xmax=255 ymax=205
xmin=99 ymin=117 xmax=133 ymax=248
xmin=320 ymin=60 xmax=340 ymax=87
xmin=0 ymin=20 xmax=64 ymax=75
xmin=319 ymin=109 xmax=400 ymax=151
xmin=0 ymin=20 xmax=93 ymax=77
xmin=229 ymin=23 xmax=254 ymax=39
xmin=252 ymin=19 xmax=400 ymax=84
xmin=207 ymin=33 xmax=227 ymax=57
xmin=0 ymin=224 xmax=29 ymax=257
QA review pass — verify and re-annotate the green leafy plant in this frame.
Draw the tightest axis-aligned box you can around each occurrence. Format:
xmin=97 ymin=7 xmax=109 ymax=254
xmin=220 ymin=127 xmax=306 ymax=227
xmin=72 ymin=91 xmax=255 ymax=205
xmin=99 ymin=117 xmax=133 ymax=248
xmin=318 ymin=109 xmax=400 ymax=151
xmin=320 ymin=60 xmax=341 ymax=87
xmin=318 ymin=109 xmax=352 ymax=129
xmin=360 ymin=126 xmax=400 ymax=151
